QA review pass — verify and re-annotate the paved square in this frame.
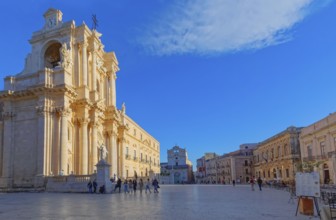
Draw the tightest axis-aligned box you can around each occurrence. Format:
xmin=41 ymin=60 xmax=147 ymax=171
xmin=0 ymin=185 xmax=318 ymax=219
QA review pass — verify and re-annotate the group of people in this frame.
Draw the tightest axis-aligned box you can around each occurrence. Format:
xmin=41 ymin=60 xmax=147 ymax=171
xmin=87 ymin=179 xmax=98 ymax=193
xmin=249 ymin=176 xmax=263 ymax=191
xmin=87 ymin=179 xmax=106 ymax=193
xmin=88 ymin=178 xmax=160 ymax=194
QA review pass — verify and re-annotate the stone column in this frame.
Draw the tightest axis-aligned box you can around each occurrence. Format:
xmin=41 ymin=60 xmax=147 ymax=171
xmin=0 ymin=110 xmax=15 ymax=187
xmin=82 ymin=41 xmax=88 ymax=86
xmin=36 ymin=106 xmax=47 ymax=177
xmin=118 ymin=138 xmax=124 ymax=177
xmin=91 ymin=123 xmax=98 ymax=171
xmin=110 ymin=72 xmax=116 ymax=106
xmin=105 ymin=78 xmax=109 ymax=106
xmin=81 ymin=119 xmax=89 ymax=174
xmin=92 ymin=51 xmax=97 ymax=91
xmin=60 ymin=108 xmax=69 ymax=175
xmin=109 ymin=131 xmax=118 ymax=178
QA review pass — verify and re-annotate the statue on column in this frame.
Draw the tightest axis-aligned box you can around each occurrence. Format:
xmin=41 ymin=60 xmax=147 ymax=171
xmin=99 ymin=144 xmax=108 ymax=161
xmin=121 ymin=102 xmax=126 ymax=114
xmin=60 ymin=42 xmax=72 ymax=69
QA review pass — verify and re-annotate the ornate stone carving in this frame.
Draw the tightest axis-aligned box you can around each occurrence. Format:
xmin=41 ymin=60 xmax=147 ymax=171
xmin=60 ymin=43 xmax=72 ymax=69
xmin=76 ymin=117 xmax=89 ymax=126
xmin=55 ymin=106 xmax=71 ymax=117
xmin=96 ymin=57 xmax=107 ymax=73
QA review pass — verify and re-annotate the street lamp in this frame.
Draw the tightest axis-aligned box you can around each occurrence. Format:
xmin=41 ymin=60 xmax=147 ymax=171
xmin=172 ymin=164 xmax=175 ymax=184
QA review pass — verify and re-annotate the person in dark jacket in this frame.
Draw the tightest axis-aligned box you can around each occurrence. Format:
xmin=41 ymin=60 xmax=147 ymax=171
xmin=93 ymin=179 xmax=98 ymax=193
xmin=133 ymin=179 xmax=137 ymax=193
xmin=114 ymin=178 xmax=122 ymax=193
xmin=257 ymin=177 xmax=263 ymax=191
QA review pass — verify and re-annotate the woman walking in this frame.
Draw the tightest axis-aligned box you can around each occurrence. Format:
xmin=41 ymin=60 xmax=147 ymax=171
xmin=153 ymin=178 xmax=159 ymax=193
xmin=139 ymin=179 xmax=144 ymax=194
xmin=145 ymin=178 xmax=151 ymax=193
xmin=124 ymin=180 xmax=129 ymax=193
xmin=128 ymin=179 xmax=133 ymax=194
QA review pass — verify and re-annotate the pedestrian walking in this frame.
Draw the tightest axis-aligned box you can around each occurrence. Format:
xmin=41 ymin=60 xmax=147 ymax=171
xmin=114 ymin=178 xmax=122 ymax=193
xmin=93 ymin=179 xmax=98 ymax=193
xmin=87 ymin=180 xmax=93 ymax=193
xmin=257 ymin=177 xmax=263 ymax=191
xmin=250 ymin=176 xmax=255 ymax=191
xmin=124 ymin=180 xmax=129 ymax=193
xmin=128 ymin=179 xmax=133 ymax=194
xmin=133 ymin=179 xmax=137 ymax=193
xmin=145 ymin=178 xmax=151 ymax=193
xmin=139 ymin=178 xmax=144 ymax=194
xmin=153 ymin=178 xmax=159 ymax=193
xmin=232 ymin=180 xmax=235 ymax=187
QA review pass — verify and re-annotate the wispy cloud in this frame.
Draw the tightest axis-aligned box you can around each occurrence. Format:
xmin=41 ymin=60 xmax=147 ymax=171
xmin=139 ymin=0 xmax=330 ymax=56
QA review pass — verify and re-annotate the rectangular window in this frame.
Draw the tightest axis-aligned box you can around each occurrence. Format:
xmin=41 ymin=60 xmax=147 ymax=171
xmin=286 ymin=169 xmax=289 ymax=178
xmin=277 ymin=146 xmax=281 ymax=157
xmin=307 ymin=145 xmax=312 ymax=159
xmin=284 ymin=145 xmax=288 ymax=156
xmin=320 ymin=141 xmax=325 ymax=157
xmin=245 ymin=169 xmax=248 ymax=174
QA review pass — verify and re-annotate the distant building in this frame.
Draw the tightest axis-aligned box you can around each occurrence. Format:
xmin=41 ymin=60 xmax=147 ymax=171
xmin=204 ymin=144 xmax=256 ymax=184
xmin=195 ymin=153 xmax=217 ymax=183
xmin=160 ymin=146 xmax=193 ymax=184
xmin=299 ymin=113 xmax=336 ymax=184
xmin=253 ymin=127 xmax=301 ymax=184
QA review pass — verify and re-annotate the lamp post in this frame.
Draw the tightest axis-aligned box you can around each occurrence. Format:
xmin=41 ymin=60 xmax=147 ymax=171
xmin=172 ymin=164 xmax=175 ymax=184
xmin=215 ymin=160 xmax=218 ymax=184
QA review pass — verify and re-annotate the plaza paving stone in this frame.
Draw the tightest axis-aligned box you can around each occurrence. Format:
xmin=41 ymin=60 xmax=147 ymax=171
xmin=0 ymin=185 xmax=319 ymax=219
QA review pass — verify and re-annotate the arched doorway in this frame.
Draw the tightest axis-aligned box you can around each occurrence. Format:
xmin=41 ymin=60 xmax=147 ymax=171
xmin=174 ymin=172 xmax=181 ymax=184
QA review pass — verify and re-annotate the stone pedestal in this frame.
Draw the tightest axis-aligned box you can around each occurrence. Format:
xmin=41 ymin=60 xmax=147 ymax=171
xmin=95 ymin=159 xmax=112 ymax=193
xmin=34 ymin=175 xmax=46 ymax=188
xmin=0 ymin=177 xmax=12 ymax=188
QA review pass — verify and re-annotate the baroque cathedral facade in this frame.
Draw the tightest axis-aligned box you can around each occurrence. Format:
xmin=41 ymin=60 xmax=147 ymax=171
xmin=0 ymin=9 xmax=160 ymax=188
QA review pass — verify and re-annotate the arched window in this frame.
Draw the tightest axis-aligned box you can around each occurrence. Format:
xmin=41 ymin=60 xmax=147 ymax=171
xmin=44 ymin=43 xmax=62 ymax=68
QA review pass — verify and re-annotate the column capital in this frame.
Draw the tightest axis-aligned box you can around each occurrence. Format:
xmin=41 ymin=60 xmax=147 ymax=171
xmin=36 ymin=106 xmax=53 ymax=116
xmin=108 ymin=71 xmax=117 ymax=80
xmin=77 ymin=117 xmax=89 ymax=126
xmin=90 ymin=121 xmax=100 ymax=128
xmin=80 ymin=40 xmax=88 ymax=48
xmin=55 ymin=106 xmax=71 ymax=117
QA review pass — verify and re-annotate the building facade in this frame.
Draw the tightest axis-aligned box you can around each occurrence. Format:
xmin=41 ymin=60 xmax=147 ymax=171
xmin=195 ymin=153 xmax=217 ymax=183
xmin=253 ymin=127 xmax=301 ymax=184
xmin=204 ymin=144 xmax=255 ymax=184
xmin=160 ymin=146 xmax=193 ymax=184
xmin=0 ymin=9 xmax=160 ymax=188
xmin=299 ymin=112 xmax=336 ymax=184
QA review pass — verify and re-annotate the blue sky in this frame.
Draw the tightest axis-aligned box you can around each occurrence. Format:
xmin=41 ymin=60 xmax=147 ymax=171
xmin=0 ymin=0 xmax=336 ymax=166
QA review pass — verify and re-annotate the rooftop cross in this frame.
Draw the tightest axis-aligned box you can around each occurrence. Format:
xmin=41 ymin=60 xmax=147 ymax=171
xmin=92 ymin=14 xmax=98 ymax=30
